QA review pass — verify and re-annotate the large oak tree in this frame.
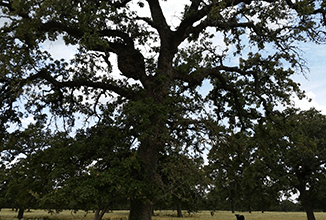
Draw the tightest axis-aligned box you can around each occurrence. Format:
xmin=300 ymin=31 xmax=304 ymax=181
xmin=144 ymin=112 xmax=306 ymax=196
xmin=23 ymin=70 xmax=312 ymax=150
xmin=1 ymin=1 xmax=326 ymax=220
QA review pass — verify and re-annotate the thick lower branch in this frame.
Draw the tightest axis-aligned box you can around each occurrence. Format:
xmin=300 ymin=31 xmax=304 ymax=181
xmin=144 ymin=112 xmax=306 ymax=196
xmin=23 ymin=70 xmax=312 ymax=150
xmin=34 ymin=69 xmax=142 ymax=101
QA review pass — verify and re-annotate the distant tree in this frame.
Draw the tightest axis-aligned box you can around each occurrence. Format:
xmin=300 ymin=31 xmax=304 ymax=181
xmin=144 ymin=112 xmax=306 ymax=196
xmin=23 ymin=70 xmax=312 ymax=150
xmin=0 ymin=165 xmax=8 ymax=209
xmin=4 ymin=162 xmax=39 ymax=219
xmin=0 ymin=122 xmax=52 ymax=218
xmin=206 ymin=131 xmax=280 ymax=213
xmin=2 ymin=1 xmax=326 ymax=219
xmin=275 ymin=200 xmax=301 ymax=212
xmin=255 ymin=108 xmax=326 ymax=220
xmin=30 ymin=122 xmax=138 ymax=220
xmin=157 ymin=153 xmax=207 ymax=217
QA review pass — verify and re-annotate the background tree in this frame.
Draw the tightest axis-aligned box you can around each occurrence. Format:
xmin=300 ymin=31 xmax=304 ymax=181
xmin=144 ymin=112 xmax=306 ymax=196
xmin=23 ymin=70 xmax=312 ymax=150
xmin=4 ymin=161 xmax=39 ymax=219
xmin=254 ymin=108 xmax=326 ymax=220
xmin=1 ymin=1 xmax=326 ymax=220
xmin=157 ymin=153 xmax=207 ymax=217
xmin=29 ymin=120 xmax=139 ymax=220
xmin=206 ymin=131 xmax=280 ymax=213
xmin=0 ymin=122 xmax=52 ymax=218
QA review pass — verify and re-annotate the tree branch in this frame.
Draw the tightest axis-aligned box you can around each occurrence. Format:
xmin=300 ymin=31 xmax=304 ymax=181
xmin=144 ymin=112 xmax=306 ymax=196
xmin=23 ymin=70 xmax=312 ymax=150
xmin=146 ymin=0 xmax=170 ymax=35
xmin=39 ymin=21 xmax=150 ymax=87
xmin=34 ymin=69 xmax=142 ymax=101
xmin=174 ymin=1 xmax=211 ymax=45
xmin=174 ymin=0 xmax=288 ymax=45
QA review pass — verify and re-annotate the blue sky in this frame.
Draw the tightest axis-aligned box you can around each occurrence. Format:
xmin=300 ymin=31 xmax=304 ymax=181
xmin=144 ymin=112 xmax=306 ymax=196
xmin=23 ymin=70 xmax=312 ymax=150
xmin=290 ymin=41 xmax=326 ymax=113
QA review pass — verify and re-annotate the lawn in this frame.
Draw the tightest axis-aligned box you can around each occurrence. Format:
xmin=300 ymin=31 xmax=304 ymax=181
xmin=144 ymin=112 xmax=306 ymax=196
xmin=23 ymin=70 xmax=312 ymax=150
xmin=1 ymin=209 xmax=326 ymax=220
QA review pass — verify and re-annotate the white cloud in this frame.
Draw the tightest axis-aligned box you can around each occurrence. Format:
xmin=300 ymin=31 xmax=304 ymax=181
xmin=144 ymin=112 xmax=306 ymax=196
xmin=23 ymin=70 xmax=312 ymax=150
xmin=292 ymin=91 xmax=326 ymax=114
xmin=41 ymin=36 xmax=78 ymax=61
xmin=290 ymin=41 xmax=326 ymax=114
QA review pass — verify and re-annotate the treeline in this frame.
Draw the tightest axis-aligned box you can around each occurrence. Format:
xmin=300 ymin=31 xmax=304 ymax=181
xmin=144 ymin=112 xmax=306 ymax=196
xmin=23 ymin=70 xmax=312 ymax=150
xmin=2 ymin=109 xmax=326 ymax=220
xmin=2 ymin=108 xmax=326 ymax=220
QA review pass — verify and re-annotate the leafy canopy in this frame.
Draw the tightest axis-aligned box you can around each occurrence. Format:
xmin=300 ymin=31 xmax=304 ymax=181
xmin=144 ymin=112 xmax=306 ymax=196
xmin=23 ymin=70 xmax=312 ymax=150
xmin=1 ymin=1 xmax=326 ymax=219
xmin=1 ymin=0 xmax=324 ymax=131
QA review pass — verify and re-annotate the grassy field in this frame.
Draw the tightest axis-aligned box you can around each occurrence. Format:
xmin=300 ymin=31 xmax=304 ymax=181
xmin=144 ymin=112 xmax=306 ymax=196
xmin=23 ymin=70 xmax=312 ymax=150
xmin=1 ymin=209 xmax=326 ymax=220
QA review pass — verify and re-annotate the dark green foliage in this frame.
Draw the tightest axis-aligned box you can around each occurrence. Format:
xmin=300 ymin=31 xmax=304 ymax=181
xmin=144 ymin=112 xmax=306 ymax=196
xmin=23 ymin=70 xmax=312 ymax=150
xmin=1 ymin=1 xmax=326 ymax=220
xmin=206 ymin=131 xmax=280 ymax=213
xmin=254 ymin=108 xmax=326 ymax=220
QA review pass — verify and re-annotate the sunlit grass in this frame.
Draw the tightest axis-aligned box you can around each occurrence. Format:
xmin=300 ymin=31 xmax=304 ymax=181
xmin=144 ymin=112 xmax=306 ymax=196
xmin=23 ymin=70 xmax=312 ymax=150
xmin=2 ymin=209 xmax=326 ymax=220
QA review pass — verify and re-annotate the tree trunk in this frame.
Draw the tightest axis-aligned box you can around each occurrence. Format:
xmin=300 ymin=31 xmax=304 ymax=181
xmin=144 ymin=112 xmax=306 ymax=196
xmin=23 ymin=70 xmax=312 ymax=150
xmin=302 ymin=196 xmax=316 ymax=220
xmin=127 ymin=56 xmax=171 ymax=220
xmin=305 ymin=205 xmax=316 ymax=220
xmin=298 ymin=186 xmax=316 ymax=220
xmin=93 ymin=205 xmax=110 ymax=220
xmin=128 ymin=137 xmax=161 ymax=220
xmin=177 ymin=203 xmax=183 ymax=217
xmin=129 ymin=199 xmax=153 ymax=220
xmin=17 ymin=208 xmax=24 ymax=220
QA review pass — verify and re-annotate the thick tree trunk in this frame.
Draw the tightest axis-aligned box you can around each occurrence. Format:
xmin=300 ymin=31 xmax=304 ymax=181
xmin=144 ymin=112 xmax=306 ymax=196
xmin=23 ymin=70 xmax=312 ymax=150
xmin=127 ymin=54 xmax=172 ymax=220
xmin=298 ymin=186 xmax=316 ymax=220
xmin=129 ymin=199 xmax=153 ymax=220
xmin=302 ymin=196 xmax=316 ymax=220
xmin=128 ymin=130 xmax=162 ymax=220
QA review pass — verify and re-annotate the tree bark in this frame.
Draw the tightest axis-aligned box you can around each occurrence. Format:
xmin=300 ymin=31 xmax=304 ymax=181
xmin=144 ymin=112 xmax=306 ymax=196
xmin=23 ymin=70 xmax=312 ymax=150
xmin=298 ymin=187 xmax=316 ymax=220
xmin=128 ymin=86 xmax=168 ymax=220
xmin=129 ymin=199 xmax=153 ymax=220
xmin=305 ymin=205 xmax=316 ymax=220
xmin=177 ymin=203 xmax=183 ymax=217
xmin=17 ymin=208 xmax=24 ymax=220
xmin=128 ymin=130 xmax=162 ymax=220
xmin=93 ymin=205 xmax=110 ymax=220
xmin=302 ymin=194 xmax=316 ymax=220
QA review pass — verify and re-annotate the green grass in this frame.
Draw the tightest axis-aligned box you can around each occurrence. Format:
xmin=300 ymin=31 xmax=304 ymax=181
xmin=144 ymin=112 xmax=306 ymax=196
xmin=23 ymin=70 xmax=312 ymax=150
xmin=2 ymin=209 xmax=326 ymax=220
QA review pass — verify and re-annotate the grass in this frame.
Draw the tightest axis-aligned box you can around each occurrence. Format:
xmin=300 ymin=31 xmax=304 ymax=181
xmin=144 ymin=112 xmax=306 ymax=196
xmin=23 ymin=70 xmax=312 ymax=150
xmin=2 ymin=209 xmax=326 ymax=220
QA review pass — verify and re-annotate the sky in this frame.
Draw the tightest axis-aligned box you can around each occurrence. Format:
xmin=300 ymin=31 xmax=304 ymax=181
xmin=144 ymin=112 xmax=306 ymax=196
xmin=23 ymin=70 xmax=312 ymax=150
xmin=290 ymin=41 xmax=326 ymax=114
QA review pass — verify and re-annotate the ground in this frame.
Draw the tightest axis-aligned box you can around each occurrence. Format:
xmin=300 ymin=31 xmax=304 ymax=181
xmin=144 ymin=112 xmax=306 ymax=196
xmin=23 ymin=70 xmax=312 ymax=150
xmin=1 ymin=209 xmax=326 ymax=220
